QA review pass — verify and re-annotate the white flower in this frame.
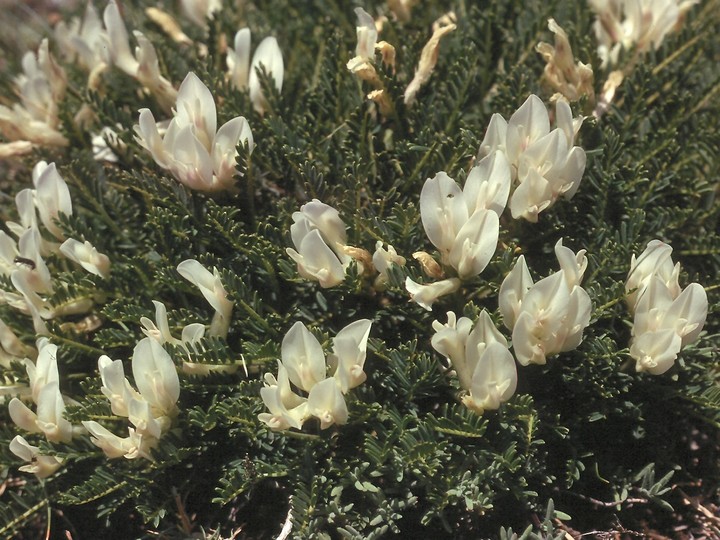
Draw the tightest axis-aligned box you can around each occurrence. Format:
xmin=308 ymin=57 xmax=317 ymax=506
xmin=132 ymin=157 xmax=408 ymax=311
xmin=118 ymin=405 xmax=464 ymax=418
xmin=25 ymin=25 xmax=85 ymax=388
xmin=54 ymin=1 xmax=110 ymax=80
xmin=179 ymin=0 xmax=222 ymax=28
xmin=32 ymin=162 xmax=73 ymax=240
xmin=132 ymin=338 xmax=180 ymax=418
xmin=59 ymin=239 xmax=110 ymax=279
xmin=140 ymin=300 xmax=178 ymax=345
xmin=431 ymin=311 xmax=474 ymax=379
xmin=291 ymin=199 xmax=348 ymax=252
xmin=281 ymin=322 xmax=327 ymax=393
xmin=461 ymin=342 xmax=517 ymax=415
xmin=0 ymin=39 xmax=67 ymax=148
xmin=589 ymin=0 xmax=698 ymax=67
xmin=286 ymin=199 xmax=350 ymax=287
xmin=627 ymin=242 xmax=708 ymax=375
xmin=227 ymin=28 xmax=284 ymax=114
xmin=98 ymin=355 xmax=141 ymax=417
xmin=432 ymin=311 xmax=516 ymax=414
xmin=420 ymin=163 xmax=505 ymax=278
xmin=103 ymin=0 xmax=177 ymax=111
xmin=499 ymin=240 xmax=592 ymax=365
xmin=82 ymin=421 xmax=154 ymax=460
xmin=227 ymin=28 xmax=252 ymax=90
xmin=287 ymin=230 xmax=346 ymax=288
xmin=328 ymin=319 xmax=373 ymax=393
xmin=259 ymin=362 xmax=308 ymax=431
xmin=354 ymin=8 xmax=378 ymax=59
xmin=498 ymin=255 xmax=534 ymax=331
xmin=135 ymin=72 xmax=254 ymax=192
xmin=372 ymin=241 xmax=406 ymax=288
xmin=307 ymin=377 xmax=348 ymax=429
xmin=405 ymin=277 xmax=461 ymax=311
xmin=26 ymin=338 xmax=59 ymax=403
xmin=8 ymin=339 xmax=74 ymax=443
xmin=463 ymin=152 xmax=512 ymax=217
xmin=177 ymin=259 xmax=234 ymax=337
xmin=9 ymin=435 xmax=63 ymax=478
xmin=479 ymin=95 xmax=586 ymax=222
xmin=625 ymin=239 xmax=680 ymax=313
xmin=259 ymin=320 xmax=371 ymax=430
xmin=9 ymin=382 xmax=73 ymax=443
xmin=536 ymin=19 xmax=595 ymax=103
xmin=248 ymin=37 xmax=284 ymax=115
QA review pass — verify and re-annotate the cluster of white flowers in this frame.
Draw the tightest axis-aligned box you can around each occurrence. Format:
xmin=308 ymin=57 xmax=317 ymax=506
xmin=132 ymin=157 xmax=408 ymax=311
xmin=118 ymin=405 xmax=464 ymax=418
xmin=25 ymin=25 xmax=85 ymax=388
xmin=135 ymin=72 xmax=254 ymax=193
xmin=55 ymin=2 xmax=111 ymax=88
xmin=83 ymin=338 xmax=180 ymax=460
xmin=348 ymin=7 xmax=456 ymax=112
xmin=432 ymin=312 xmax=517 ymax=414
xmin=500 ymin=240 xmax=592 ymax=366
xmin=479 ymin=95 xmax=587 ymax=222
xmin=589 ymin=0 xmax=698 ymax=67
xmin=0 ymin=39 xmax=67 ymax=156
xmin=426 ymin=239 xmax=591 ymax=415
xmin=286 ymin=199 xmax=352 ymax=288
xmin=227 ymin=28 xmax=285 ymax=114
xmin=103 ymin=0 xmax=178 ymax=111
xmin=626 ymin=240 xmax=708 ymax=375
xmin=259 ymin=320 xmax=372 ymax=430
xmin=0 ymin=162 xmax=109 ymax=334
xmin=287 ymin=199 xmax=407 ymax=291
xmin=8 ymin=340 xmax=73 ymax=478
xmin=404 ymin=152 xmax=513 ymax=309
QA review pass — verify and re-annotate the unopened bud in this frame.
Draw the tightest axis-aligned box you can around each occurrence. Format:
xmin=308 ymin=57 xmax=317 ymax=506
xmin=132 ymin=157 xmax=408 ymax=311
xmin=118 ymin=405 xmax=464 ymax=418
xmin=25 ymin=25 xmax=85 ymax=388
xmin=368 ymin=89 xmax=393 ymax=117
xmin=145 ymin=7 xmax=193 ymax=45
xmin=341 ymin=245 xmax=374 ymax=275
xmin=413 ymin=251 xmax=444 ymax=278
xmin=375 ymin=41 xmax=396 ymax=73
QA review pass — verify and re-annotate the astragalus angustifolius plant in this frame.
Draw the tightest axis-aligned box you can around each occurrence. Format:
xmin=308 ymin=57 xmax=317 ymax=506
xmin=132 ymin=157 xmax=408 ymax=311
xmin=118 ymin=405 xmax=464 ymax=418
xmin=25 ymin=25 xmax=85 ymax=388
xmin=0 ymin=0 xmax=718 ymax=538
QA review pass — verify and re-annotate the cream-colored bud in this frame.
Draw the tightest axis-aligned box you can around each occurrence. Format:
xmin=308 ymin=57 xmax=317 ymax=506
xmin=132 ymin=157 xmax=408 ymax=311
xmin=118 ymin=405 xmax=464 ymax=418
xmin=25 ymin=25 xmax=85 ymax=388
xmin=340 ymin=245 xmax=374 ymax=275
xmin=375 ymin=41 xmax=396 ymax=73
xmin=347 ymin=57 xmax=382 ymax=87
xmin=413 ymin=251 xmax=444 ymax=279
xmin=367 ymin=89 xmax=393 ymax=117
xmin=145 ymin=7 xmax=193 ymax=45
xmin=594 ymin=70 xmax=624 ymax=118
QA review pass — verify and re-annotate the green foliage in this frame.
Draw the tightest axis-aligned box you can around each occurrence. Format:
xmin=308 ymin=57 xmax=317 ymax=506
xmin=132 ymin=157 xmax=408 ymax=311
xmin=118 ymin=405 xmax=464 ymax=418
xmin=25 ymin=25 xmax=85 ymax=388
xmin=0 ymin=0 xmax=718 ymax=538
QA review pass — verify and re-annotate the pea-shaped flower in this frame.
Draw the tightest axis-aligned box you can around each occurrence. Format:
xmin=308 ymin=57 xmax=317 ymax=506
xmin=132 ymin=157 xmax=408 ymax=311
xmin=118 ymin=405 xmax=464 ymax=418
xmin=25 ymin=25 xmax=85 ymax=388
xmin=227 ymin=29 xmax=284 ymax=114
xmin=432 ymin=311 xmax=517 ymax=414
xmin=135 ymin=72 xmax=254 ymax=192
xmin=260 ymin=320 xmax=373 ymax=431
xmin=177 ymin=259 xmax=234 ymax=337
xmin=419 ymin=153 xmax=509 ymax=280
xmin=286 ymin=199 xmax=351 ymax=288
xmin=9 ymin=435 xmax=63 ymax=478
xmin=104 ymin=0 xmax=177 ymax=111
xmin=479 ymin=95 xmax=586 ymax=222
xmin=499 ymin=239 xmax=592 ymax=365
xmin=627 ymin=241 xmax=708 ymax=374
